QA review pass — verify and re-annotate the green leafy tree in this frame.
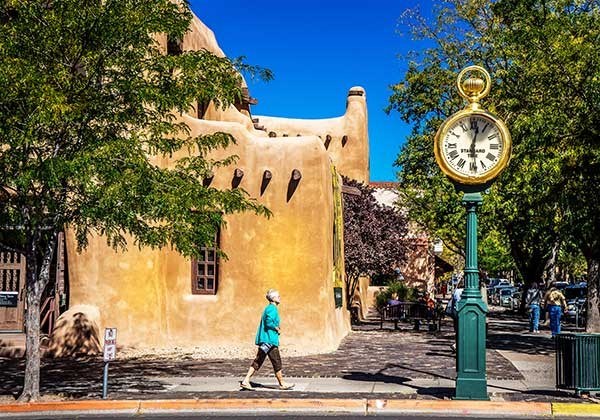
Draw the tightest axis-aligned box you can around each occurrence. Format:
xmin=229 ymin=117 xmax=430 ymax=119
xmin=479 ymin=230 xmax=516 ymax=277
xmin=388 ymin=0 xmax=600 ymax=329
xmin=0 ymin=0 xmax=271 ymax=401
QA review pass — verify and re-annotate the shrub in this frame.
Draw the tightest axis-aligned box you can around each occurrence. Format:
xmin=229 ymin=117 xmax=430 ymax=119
xmin=375 ymin=281 xmax=419 ymax=310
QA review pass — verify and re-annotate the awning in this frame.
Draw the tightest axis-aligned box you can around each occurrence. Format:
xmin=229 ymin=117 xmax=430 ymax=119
xmin=435 ymin=255 xmax=454 ymax=277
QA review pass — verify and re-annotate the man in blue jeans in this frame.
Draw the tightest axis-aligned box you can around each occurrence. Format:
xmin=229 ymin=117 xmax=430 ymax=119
xmin=543 ymin=282 xmax=567 ymax=337
xmin=526 ymin=282 xmax=542 ymax=333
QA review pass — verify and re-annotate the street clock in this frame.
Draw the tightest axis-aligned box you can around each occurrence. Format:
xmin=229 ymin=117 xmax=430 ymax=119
xmin=434 ymin=66 xmax=512 ymax=185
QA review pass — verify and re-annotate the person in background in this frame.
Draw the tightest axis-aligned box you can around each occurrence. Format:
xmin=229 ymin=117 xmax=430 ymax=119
xmin=526 ymin=282 xmax=542 ymax=333
xmin=543 ymin=282 xmax=567 ymax=337
xmin=479 ymin=279 xmax=488 ymax=308
xmin=448 ymin=280 xmax=464 ymax=353
xmin=387 ymin=292 xmax=401 ymax=306
xmin=240 ymin=289 xmax=295 ymax=390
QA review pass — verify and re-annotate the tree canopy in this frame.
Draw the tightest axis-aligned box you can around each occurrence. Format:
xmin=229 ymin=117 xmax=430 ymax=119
xmin=388 ymin=0 xmax=600 ymax=329
xmin=342 ymin=177 xmax=410 ymax=309
xmin=0 ymin=0 xmax=270 ymax=400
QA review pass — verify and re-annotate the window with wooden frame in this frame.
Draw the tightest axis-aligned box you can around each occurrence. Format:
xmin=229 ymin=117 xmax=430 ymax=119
xmin=191 ymin=231 xmax=219 ymax=295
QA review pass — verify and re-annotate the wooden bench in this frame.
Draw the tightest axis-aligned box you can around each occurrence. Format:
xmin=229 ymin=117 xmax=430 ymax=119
xmin=380 ymin=301 xmax=442 ymax=331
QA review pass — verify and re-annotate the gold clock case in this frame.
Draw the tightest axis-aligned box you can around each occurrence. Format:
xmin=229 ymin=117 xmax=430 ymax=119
xmin=434 ymin=107 xmax=512 ymax=185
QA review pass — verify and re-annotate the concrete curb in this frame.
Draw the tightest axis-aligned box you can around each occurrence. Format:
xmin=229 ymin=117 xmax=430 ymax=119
xmin=1 ymin=399 xmax=599 ymax=417
xmin=368 ymin=400 xmax=552 ymax=416
xmin=139 ymin=398 xmax=366 ymax=414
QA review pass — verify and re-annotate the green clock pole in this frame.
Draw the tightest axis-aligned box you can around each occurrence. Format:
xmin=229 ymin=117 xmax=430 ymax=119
xmin=455 ymin=190 xmax=489 ymax=400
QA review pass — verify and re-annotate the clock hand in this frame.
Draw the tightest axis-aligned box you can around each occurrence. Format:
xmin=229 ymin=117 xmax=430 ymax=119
xmin=470 ymin=126 xmax=479 ymax=156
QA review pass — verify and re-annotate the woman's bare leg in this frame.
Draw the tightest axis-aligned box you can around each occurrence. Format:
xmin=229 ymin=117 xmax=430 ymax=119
xmin=241 ymin=367 xmax=255 ymax=387
xmin=275 ymin=370 xmax=294 ymax=388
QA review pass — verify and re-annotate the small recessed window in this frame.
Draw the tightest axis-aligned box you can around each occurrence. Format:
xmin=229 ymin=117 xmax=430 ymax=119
xmin=191 ymin=231 xmax=219 ymax=295
xmin=167 ymin=35 xmax=183 ymax=56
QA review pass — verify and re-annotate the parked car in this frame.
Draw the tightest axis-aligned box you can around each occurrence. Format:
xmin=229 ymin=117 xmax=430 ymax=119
xmin=564 ymin=282 xmax=587 ymax=325
xmin=499 ymin=287 xmax=517 ymax=307
xmin=487 ymin=279 xmax=511 ymax=304
xmin=509 ymin=291 xmax=522 ymax=311
xmin=555 ymin=281 xmax=570 ymax=291
xmin=491 ymin=285 xmax=513 ymax=306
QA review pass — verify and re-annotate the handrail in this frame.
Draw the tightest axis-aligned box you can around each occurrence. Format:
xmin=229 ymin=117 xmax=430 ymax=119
xmin=40 ymin=296 xmax=56 ymax=336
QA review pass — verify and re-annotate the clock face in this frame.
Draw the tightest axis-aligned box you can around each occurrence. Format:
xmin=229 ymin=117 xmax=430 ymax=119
xmin=441 ymin=114 xmax=503 ymax=177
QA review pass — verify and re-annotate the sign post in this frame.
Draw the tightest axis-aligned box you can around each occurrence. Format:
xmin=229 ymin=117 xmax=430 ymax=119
xmin=102 ymin=328 xmax=117 ymax=399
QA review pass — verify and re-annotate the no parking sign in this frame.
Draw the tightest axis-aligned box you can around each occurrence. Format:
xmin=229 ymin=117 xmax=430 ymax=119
xmin=103 ymin=328 xmax=117 ymax=362
xmin=102 ymin=328 xmax=117 ymax=398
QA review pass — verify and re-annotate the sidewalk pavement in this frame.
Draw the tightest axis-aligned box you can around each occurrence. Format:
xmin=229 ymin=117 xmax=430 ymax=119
xmin=1 ymin=307 xmax=599 ymax=417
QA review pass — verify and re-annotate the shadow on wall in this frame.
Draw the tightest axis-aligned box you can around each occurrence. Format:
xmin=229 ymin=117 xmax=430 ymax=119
xmin=48 ymin=304 xmax=101 ymax=358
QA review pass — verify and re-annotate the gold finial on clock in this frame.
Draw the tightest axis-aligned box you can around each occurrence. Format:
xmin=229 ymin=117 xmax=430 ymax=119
xmin=463 ymin=77 xmax=485 ymax=97
xmin=457 ymin=65 xmax=491 ymax=108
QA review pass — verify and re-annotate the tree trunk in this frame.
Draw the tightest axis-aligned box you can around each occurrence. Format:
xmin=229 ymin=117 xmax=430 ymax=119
xmin=346 ymin=274 xmax=360 ymax=310
xmin=517 ymin=250 xmax=552 ymax=314
xmin=18 ymin=232 xmax=57 ymax=402
xmin=20 ymin=288 xmax=42 ymax=402
xmin=585 ymin=253 xmax=600 ymax=333
xmin=543 ymin=240 xmax=560 ymax=286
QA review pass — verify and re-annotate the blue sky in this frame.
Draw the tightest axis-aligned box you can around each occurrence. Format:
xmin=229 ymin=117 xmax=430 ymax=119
xmin=190 ymin=1 xmax=433 ymax=181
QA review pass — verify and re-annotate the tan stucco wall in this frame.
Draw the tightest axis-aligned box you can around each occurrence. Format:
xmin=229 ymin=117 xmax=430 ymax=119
xmin=256 ymin=88 xmax=369 ymax=184
xmin=352 ymin=276 xmax=371 ymax=320
xmin=64 ymin=10 xmax=371 ymax=354
xmin=68 ymin=116 xmax=351 ymax=353
xmin=400 ymin=237 xmax=435 ymax=293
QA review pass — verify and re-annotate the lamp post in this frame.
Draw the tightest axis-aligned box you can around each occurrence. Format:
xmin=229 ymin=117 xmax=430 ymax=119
xmin=433 ymin=66 xmax=512 ymax=400
xmin=454 ymin=190 xmax=488 ymax=399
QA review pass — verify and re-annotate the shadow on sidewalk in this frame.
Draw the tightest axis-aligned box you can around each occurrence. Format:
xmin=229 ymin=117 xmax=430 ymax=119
xmin=487 ymin=332 xmax=555 ymax=355
xmin=341 ymin=363 xmax=570 ymax=400
xmin=342 ymin=369 xmax=454 ymax=399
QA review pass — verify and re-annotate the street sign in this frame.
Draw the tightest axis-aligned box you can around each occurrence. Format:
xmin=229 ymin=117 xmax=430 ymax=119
xmin=433 ymin=239 xmax=444 ymax=255
xmin=103 ymin=328 xmax=117 ymax=362
xmin=0 ymin=291 xmax=18 ymax=307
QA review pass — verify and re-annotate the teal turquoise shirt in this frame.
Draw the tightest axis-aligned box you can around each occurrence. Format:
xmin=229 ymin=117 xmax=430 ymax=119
xmin=255 ymin=303 xmax=280 ymax=346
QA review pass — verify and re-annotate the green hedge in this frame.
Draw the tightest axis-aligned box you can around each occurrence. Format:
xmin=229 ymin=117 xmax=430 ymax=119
xmin=375 ymin=281 xmax=420 ymax=310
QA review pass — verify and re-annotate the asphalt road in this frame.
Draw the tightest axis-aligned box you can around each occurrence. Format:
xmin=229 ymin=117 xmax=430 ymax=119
xmin=1 ymin=414 xmax=582 ymax=420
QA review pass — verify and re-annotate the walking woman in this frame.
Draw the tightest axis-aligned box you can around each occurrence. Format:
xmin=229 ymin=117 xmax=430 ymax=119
xmin=543 ymin=282 xmax=567 ymax=337
xmin=526 ymin=282 xmax=542 ymax=333
xmin=240 ymin=289 xmax=294 ymax=390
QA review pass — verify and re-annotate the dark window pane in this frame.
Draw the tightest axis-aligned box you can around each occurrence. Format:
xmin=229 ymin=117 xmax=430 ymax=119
xmin=207 ymin=278 xmax=214 ymax=290
xmin=197 ymin=279 xmax=205 ymax=290
xmin=198 ymin=264 xmax=205 ymax=276
xmin=207 ymin=265 xmax=214 ymax=276
xmin=208 ymin=250 xmax=215 ymax=262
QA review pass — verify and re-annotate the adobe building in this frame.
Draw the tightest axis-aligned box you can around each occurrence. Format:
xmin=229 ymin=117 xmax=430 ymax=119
xmin=0 ymin=11 xmax=369 ymax=356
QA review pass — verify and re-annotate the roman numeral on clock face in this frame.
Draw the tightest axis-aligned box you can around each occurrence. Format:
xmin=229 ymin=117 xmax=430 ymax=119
xmin=490 ymin=143 xmax=499 ymax=150
xmin=447 ymin=143 xmax=457 ymax=149
xmin=448 ymin=150 xmax=458 ymax=160
xmin=488 ymin=133 xmax=498 ymax=141
xmin=486 ymin=153 xmax=496 ymax=161
xmin=480 ymin=160 xmax=487 ymax=170
xmin=469 ymin=161 xmax=477 ymax=172
xmin=457 ymin=158 xmax=466 ymax=169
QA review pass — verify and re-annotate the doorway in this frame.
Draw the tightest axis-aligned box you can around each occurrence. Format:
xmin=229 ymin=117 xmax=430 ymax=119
xmin=0 ymin=252 xmax=26 ymax=332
